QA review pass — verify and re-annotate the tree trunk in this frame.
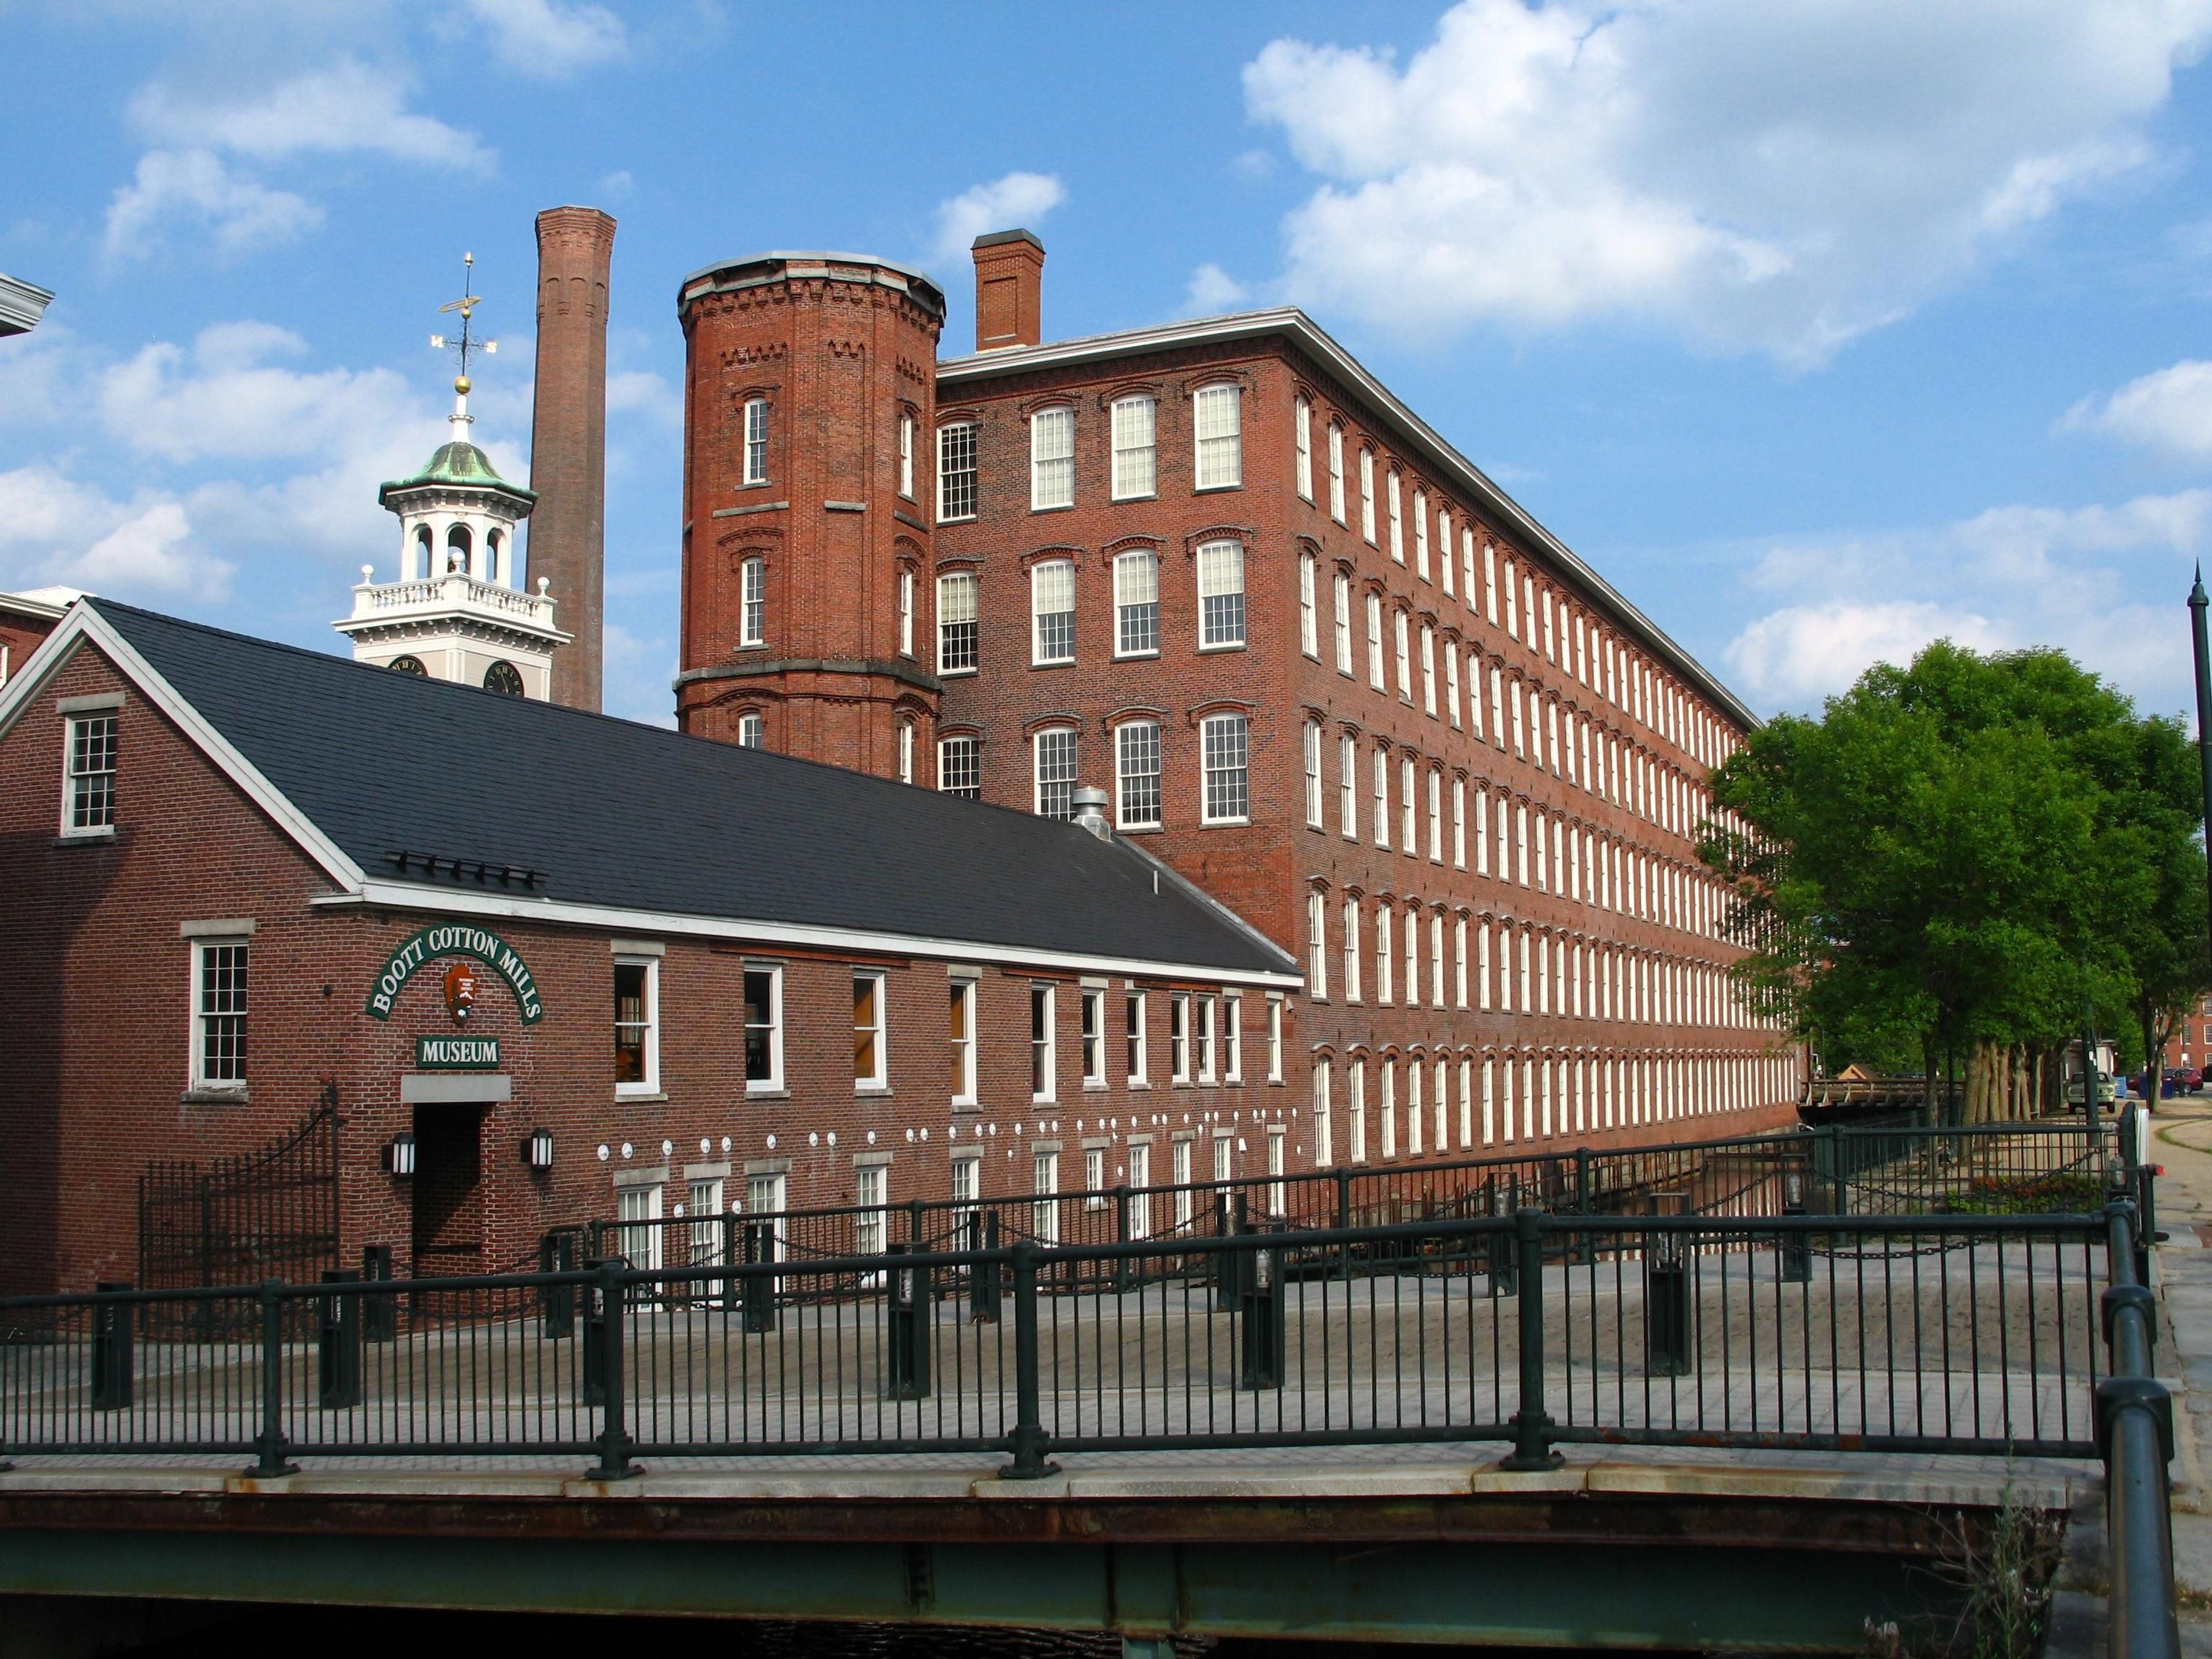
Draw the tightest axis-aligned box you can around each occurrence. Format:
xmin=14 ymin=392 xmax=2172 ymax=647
xmin=2144 ymin=1004 xmax=2165 ymax=1116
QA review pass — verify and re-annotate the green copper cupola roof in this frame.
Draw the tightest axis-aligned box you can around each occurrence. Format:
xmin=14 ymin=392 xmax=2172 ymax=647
xmin=378 ymin=438 xmax=537 ymax=510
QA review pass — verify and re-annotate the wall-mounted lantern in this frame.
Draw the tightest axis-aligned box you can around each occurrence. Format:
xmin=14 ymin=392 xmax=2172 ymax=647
xmin=521 ymin=1127 xmax=554 ymax=1171
xmin=385 ymin=1132 xmax=416 ymax=1177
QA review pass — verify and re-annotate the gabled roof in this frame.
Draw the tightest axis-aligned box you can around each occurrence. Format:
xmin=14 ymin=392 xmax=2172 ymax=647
xmin=938 ymin=306 xmax=1758 ymax=732
xmin=6 ymin=600 xmax=1297 ymax=986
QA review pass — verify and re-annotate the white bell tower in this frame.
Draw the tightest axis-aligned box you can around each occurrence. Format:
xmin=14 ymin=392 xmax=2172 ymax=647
xmin=335 ymin=253 xmax=571 ymax=698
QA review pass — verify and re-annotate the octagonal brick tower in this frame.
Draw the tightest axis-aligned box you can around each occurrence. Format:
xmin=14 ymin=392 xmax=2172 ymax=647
xmin=675 ymin=253 xmax=945 ymax=780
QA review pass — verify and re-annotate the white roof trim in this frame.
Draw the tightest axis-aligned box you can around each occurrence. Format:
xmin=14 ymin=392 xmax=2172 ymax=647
xmin=0 ymin=603 xmax=367 ymax=893
xmin=316 ymin=880 xmax=1305 ymax=991
xmin=938 ymin=308 xmax=1756 ymax=729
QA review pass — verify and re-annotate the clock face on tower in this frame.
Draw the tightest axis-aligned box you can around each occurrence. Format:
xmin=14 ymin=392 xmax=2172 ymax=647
xmin=482 ymin=661 xmax=525 ymax=697
xmin=388 ymin=656 xmax=427 ymax=676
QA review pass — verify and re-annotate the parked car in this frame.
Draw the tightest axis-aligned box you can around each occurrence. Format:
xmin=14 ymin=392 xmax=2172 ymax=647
xmin=2065 ymin=1071 xmax=2118 ymax=1110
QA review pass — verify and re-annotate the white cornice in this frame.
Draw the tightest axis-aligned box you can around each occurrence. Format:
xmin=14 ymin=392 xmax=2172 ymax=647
xmin=0 ymin=603 xmax=368 ymax=893
xmin=317 ymin=880 xmax=1305 ymax=991
xmin=937 ymin=308 xmax=1757 ymax=731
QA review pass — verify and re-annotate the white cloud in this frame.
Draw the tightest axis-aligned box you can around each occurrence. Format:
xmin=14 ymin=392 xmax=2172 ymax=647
xmin=2065 ymin=358 xmax=2212 ymax=457
xmin=1244 ymin=0 xmax=2212 ymax=365
xmin=0 ymin=468 xmax=232 ymax=601
xmin=930 ymin=172 xmax=1066 ymax=264
xmin=1721 ymin=489 xmax=2212 ymax=707
xmin=128 ymin=59 xmax=491 ymax=171
xmin=1725 ymin=600 xmax=2010 ymax=704
xmin=463 ymin=0 xmax=626 ymax=77
xmin=607 ymin=369 xmax=682 ymax=427
xmin=1184 ymin=263 xmax=1251 ymax=315
xmin=103 ymin=150 xmax=321 ymax=265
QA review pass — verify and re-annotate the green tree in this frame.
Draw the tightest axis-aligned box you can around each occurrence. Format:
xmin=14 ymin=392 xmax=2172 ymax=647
xmin=1700 ymin=642 xmax=2206 ymax=1116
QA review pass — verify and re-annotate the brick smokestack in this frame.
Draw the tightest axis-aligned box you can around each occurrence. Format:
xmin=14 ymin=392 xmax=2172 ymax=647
xmin=972 ymin=229 xmax=1043 ymax=351
xmin=528 ymin=206 xmax=615 ymax=711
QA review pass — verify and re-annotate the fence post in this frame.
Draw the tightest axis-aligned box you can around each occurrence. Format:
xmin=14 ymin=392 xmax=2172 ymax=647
xmin=741 ymin=1222 xmax=777 ymax=1334
xmin=316 ymin=1270 xmax=362 ymax=1409
xmin=361 ymin=1244 xmax=395 ymax=1343
xmin=589 ymin=1258 xmax=637 ymax=1480
xmin=91 ymin=1283 xmax=135 ymax=1411
xmin=887 ymin=1241 xmax=930 ymax=1400
xmin=1501 ymin=1208 xmax=1559 ymax=1469
xmin=248 ymin=1280 xmax=296 ymax=1479
xmin=999 ymin=1241 xmax=1056 ymax=1479
xmin=970 ymin=1210 xmax=1002 ymax=1323
xmin=1113 ymin=1184 xmax=1132 ymax=1294
xmin=2099 ymin=1202 xmax=2179 ymax=1659
xmin=1779 ymin=1173 xmax=1811 ymax=1284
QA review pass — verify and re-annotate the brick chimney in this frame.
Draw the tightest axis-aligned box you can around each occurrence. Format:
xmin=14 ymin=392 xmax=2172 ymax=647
xmin=972 ymin=229 xmax=1044 ymax=351
xmin=528 ymin=205 xmax=615 ymax=711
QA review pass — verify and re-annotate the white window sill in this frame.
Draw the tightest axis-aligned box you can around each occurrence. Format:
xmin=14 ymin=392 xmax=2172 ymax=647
xmin=1118 ymin=823 xmax=1163 ymax=835
xmin=1202 ymin=817 xmax=1252 ymax=830
xmin=1031 ymin=658 xmax=1077 ymax=670
xmin=937 ymin=666 xmax=978 ymax=679
xmin=1197 ymin=641 xmax=1247 ymax=654
xmin=1113 ymin=649 xmax=1160 ymax=662
xmin=1128 ymin=1079 xmax=1151 ymax=1090
xmin=745 ymin=1084 xmax=787 ymax=1099
xmin=951 ymin=1098 xmax=979 ymax=1112
xmin=856 ymin=1084 xmax=892 ymax=1098
xmin=1111 ymin=493 xmax=1158 ymax=505
xmin=182 ymin=1086 xmax=248 ymax=1105
xmin=56 ymin=827 xmax=117 ymax=844
xmin=938 ymin=515 xmax=978 ymax=527
xmin=616 ymin=1088 xmax=667 ymax=1103
xmin=1193 ymin=483 xmax=1243 ymax=495
xmin=1083 ymin=1080 xmax=1108 ymax=1093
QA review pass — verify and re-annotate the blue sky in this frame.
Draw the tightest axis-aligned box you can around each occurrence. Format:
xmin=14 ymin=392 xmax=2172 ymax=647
xmin=7 ymin=1 xmax=2212 ymax=729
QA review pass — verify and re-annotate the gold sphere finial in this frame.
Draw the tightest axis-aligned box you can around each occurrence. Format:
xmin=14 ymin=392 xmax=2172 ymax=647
xmin=454 ymin=374 xmax=472 ymax=396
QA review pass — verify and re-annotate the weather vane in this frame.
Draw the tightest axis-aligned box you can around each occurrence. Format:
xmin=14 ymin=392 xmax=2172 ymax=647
xmin=429 ymin=251 xmax=498 ymax=391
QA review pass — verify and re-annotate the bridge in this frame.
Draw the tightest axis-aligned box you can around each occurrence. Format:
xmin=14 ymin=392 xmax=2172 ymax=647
xmin=0 ymin=1123 xmax=2180 ymax=1657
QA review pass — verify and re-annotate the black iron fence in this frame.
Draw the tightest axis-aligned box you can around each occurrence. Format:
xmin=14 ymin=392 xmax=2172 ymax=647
xmin=136 ymin=1085 xmax=340 ymax=1298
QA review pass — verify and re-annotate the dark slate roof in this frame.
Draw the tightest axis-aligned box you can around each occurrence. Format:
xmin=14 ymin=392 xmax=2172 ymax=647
xmin=90 ymin=601 xmax=1295 ymax=979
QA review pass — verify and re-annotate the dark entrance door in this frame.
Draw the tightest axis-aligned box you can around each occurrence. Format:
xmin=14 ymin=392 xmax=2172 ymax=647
xmin=411 ymin=1106 xmax=486 ymax=1276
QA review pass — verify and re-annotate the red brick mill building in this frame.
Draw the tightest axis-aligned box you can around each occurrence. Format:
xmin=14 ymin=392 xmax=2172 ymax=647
xmin=0 ymin=221 xmax=1802 ymax=1298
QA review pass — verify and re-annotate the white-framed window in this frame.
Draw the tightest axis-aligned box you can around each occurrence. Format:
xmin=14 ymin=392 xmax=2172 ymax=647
xmin=1426 ymin=767 xmax=1442 ymax=861
xmin=1266 ymin=995 xmax=1283 ymax=1082
xmin=1372 ymin=747 xmax=1390 ymax=847
xmin=1299 ymin=553 xmax=1319 ymax=658
xmin=950 ymin=977 xmax=978 ymax=1105
xmin=1455 ymin=916 xmax=1470 ymax=1007
xmin=1294 ymin=396 xmax=1313 ymax=500
xmin=736 ymin=711 xmax=764 ymax=749
xmin=1127 ymin=990 xmax=1149 ymax=1084
xmin=1376 ymin=906 xmax=1394 ymax=1004
xmin=1267 ymin=1126 xmax=1286 ymax=1213
xmin=1327 ymin=421 xmax=1346 ymax=522
xmin=740 ymin=558 xmax=767 ymax=647
xmin=1084 ymin=1146 xmax=1107 ymax=1205
xmin=1197 ymin=541 xmax=1247 ymax=647
xmin=1214 ymin=1132 xmax=1233 ymax=1184
xmin=1302 ymin=720 xmax=1323 ymax=827
xmin=1116 ymin=719 xmax=1162 ymax=829
xmin=689 ymin=1176 xmax=727 ymax=1268
xmin=1420 ymin=625 xmax=1437 ymax=715
xmin=1128 ymin=1141 xmax=1152 ymax=1237
xmin=897 ymin=720 xmax=914 ymax=785
xmin=1033 ymin=1149 xmax=1061 ymax=1244
xmin=1032 ymin=984 xmax=1058 ymax=1101
xmin=1031 ymin=407 xmax=1075 ymax=510
xmin=1430 ymin=911 xmax=1446 ymax=1006
xmin=1343 ymin=896 xmax=1362 ymax=1001
xmin=743 ymin=965 xmax=782 ymax=1092
xmin=937 ymin=422 xmax=978 ymax=521
xmin=1193 ymin=383 xmax=1242 ymax=489
xmin=897 ymin=569 xmax=915 ymax=657
xmin=1172 ymin=1138 xmax=1194 ymax=1226
xmin=1452 ymin=776 xmax=1467 ymax=868
xmin=1223 ymin=993 xmax=1242 ymax=1082
xmin=899 ymin=411 xmax=915 ymax=498
xmin=1082 ymin=988 xmax=1106 ymax=1086
xmin=1349 ymin=1060 xmax=1368 ymax=1162
xmin=1445 ymin=646 xmax=1462 ymax=728
xmin=1484 ymin=542 xmax=1499 ymax=623
xmin=1195 ymin=997 xmax=1215 ymax=1082
xmin=1115 ymin=551 xmax=1160 ymax=656
xmin=1034 ymin=727 xmax=1078 ymax=819
xmin=1170 ymin=993 xmax=1191 ymax=1082
xmin=855 ymin=1164 xmax=888 ymax=1260
xmin=937 ymin=571 xmax=978 ymax=673
xmin=1307 ymin=891 xmax=1329 ymax=998
xmin=1333 ymin=571 xmax=1354 ymax=674
xmin=1359 ymin=449 xmax=1377 ymax=543
xmin=1400 ymin=755 xmax=1416 ymax=852
xmin=1365 ymin=593 xmax=1384 ymax=690
xmin=64 ymin=713 xmax=118 ymax=835
xmin=1339 ymin=733 xmax=1358 ymax=838
xmin=743 ymin=397 xmax=770 ymax=486
xmin=938 ymin=734 xmax=980 ymax=799
xmin=1440 ymin=510 xmax=1455 ymax=595
xmin=1112 ymin=396 xmax=1157 ymax=499
xmin=615 ymin=955 xmax=660 ymax=1094
xmin=1413 ymin=488 xmax=1430 ymax=581
xmin=191 ymin=937 xmax=248 ymax=1090
xmin=1314 ymin=1061 xmax=1334 ymax=1166
xmin=1031 ymin=559 xmax=1075 ymax=664
xmin=618 ymin=1182 xmax=664 ymax=1271
xmin=1393 ymin=610 xmax=1411 ymax=700
xmin=1387 ymin=469 xmax=1404 ymax=563
xmin=854 ymin=971 xmax=888 ymax=1090
xmin=1200 ymin=713 xmax=1249 ymax=824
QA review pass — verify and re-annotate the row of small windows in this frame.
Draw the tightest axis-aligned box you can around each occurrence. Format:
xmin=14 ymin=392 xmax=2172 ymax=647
xmin=1306 ymin=1049 xmax=1799 ymax=1164
xmin=1297 ymin=725 xmax=1727 ymax=941
xmin=934 ymin=546 xmax=1247 ymax=676
xmin=614 ymin=958 xmax=1283 ymax=1104
xmin=1297 ymin=552 xmax=1724 ymax=846
xmin=1298 ymin=891 xmax=1763 ymax=1031
xmin=1293 ymin=393 xmax=1736 ymax=775
xmin=940 ymin=713 xmax=1251 ymax=827
xmin=935 ymin=385 xmax=1243 ymax=521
